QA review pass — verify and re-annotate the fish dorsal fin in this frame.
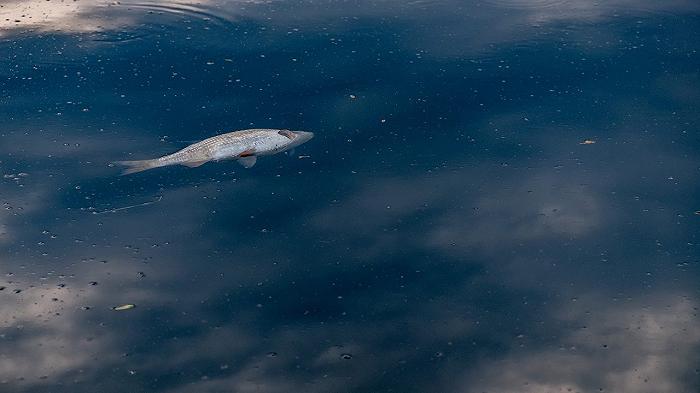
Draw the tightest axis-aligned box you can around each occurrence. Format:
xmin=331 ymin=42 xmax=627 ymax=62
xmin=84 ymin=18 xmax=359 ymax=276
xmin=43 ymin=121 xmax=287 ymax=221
xmin=238 ymin=156 xmax=257 ymax=168
xmin=183 ymin=160 xmax=208 ymax=168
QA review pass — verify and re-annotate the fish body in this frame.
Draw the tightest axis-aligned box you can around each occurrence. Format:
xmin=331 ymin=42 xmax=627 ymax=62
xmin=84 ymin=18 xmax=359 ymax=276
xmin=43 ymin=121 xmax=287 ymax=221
xmin=115 ymin=129 xmax=313 ymax=175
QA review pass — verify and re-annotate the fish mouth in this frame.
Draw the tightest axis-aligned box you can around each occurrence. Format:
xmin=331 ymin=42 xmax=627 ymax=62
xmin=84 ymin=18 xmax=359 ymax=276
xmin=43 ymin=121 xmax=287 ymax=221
xmin=292 ymin=131 xmax=314 ymax=142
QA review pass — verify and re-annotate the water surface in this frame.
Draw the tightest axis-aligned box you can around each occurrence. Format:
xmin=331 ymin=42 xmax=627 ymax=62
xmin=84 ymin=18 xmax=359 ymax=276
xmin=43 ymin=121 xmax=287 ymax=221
xmin=1 ymin=1 xmax=699 ymax=392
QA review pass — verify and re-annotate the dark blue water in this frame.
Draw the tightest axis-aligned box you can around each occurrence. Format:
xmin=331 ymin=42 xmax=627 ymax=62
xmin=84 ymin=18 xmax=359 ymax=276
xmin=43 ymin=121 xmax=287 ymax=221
xmin=2 ymin=1 xmax=700 ymax=392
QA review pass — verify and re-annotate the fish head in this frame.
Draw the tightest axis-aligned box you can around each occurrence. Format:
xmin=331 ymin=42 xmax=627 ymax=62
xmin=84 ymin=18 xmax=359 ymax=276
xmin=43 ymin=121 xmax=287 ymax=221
xmin=277 ymin=130 xmax=314 ymax=148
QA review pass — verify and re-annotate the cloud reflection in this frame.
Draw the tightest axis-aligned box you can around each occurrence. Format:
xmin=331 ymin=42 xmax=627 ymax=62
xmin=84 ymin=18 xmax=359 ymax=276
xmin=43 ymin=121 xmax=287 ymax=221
xmin=458 ymin=294 xmax=700 ymax=393
xmin=0 ymin=1 xmax=699 ymax=392
xmin=2 ymin=0 xmax=700 ymax=47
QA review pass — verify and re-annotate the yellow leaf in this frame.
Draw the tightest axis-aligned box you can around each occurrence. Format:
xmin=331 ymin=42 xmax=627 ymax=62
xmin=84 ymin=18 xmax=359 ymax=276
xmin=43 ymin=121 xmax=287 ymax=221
xmin=112 ymin=304 xmax=136 ymax=311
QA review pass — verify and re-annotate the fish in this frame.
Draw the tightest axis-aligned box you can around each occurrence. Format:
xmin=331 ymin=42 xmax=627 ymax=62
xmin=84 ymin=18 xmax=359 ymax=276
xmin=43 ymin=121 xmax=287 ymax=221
xmin=114 ymin=128 xmax=314 ymax=175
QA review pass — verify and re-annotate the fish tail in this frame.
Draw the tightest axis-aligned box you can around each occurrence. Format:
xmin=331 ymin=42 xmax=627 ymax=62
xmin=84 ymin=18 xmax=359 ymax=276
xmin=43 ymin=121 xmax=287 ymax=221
xmin=113 ymin=159 xmax=162 ymax=175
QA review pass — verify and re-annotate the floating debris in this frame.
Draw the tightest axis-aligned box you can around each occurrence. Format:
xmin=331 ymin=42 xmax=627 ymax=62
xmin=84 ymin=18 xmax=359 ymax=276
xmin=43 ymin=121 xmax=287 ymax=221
xmin=112 ymin=304 xmax=136 ymax=311
xmin=579 ymin=139 xmax=596 ymax=145
xmin=340 ymin=353 xmax=353 ymax=360
xmin=93 ymin=196 xmax=162 ymax=214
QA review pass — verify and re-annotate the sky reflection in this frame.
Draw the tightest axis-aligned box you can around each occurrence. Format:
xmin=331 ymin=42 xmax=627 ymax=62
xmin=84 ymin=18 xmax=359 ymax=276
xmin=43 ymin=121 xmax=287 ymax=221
xmin=1 ymin=0 xmax=699 ymax=392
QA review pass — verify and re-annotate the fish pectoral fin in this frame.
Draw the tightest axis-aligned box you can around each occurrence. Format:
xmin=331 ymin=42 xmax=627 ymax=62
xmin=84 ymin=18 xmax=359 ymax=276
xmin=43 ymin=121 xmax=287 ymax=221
xmin=238 ymin=156 xmax=257 ymax=168
xmin=239 ymin=149 xmax=256 ymax=157
xmin=182 ymin=160 xmax=208 ymax=168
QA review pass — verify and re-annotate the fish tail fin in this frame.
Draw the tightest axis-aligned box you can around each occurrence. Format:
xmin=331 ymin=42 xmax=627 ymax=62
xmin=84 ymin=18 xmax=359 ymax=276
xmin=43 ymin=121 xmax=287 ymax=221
xmin=113 ymin=159 xmax=162 ymax=175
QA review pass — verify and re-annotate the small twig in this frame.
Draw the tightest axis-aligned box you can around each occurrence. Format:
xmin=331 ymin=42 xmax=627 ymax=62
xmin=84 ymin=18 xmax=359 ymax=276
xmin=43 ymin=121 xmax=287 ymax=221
xmin=93 ymin=196 xmax=163 ymax=214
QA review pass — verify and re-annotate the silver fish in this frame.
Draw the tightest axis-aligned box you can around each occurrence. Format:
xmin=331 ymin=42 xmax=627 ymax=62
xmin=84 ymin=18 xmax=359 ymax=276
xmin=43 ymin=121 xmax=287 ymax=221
xmin=115 ymin=128 xmax=314 ymax=175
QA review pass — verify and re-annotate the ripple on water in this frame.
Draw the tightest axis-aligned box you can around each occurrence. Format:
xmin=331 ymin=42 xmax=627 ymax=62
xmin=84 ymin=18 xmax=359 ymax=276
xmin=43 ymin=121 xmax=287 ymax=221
xmin=119 ymin=1 xmax=239 ymax=28
xmin=89 ymin=1 xmax=242 ymax=43
xmin=89 ymin=31 xmax=151 ymax=43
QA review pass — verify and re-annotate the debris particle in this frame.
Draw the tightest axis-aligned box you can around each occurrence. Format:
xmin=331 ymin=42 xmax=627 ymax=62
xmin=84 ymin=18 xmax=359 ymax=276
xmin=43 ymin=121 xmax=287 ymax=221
xmin=112 ymin=304 xmax=136 ymax=311
xmin=580 ymin=139 xmax=596 ymax=145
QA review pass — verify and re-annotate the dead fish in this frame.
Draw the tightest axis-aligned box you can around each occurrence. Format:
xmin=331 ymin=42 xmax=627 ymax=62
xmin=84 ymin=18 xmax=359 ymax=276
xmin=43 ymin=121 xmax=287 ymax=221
xmin=114 ymin=128 xmax=314 ymax=175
